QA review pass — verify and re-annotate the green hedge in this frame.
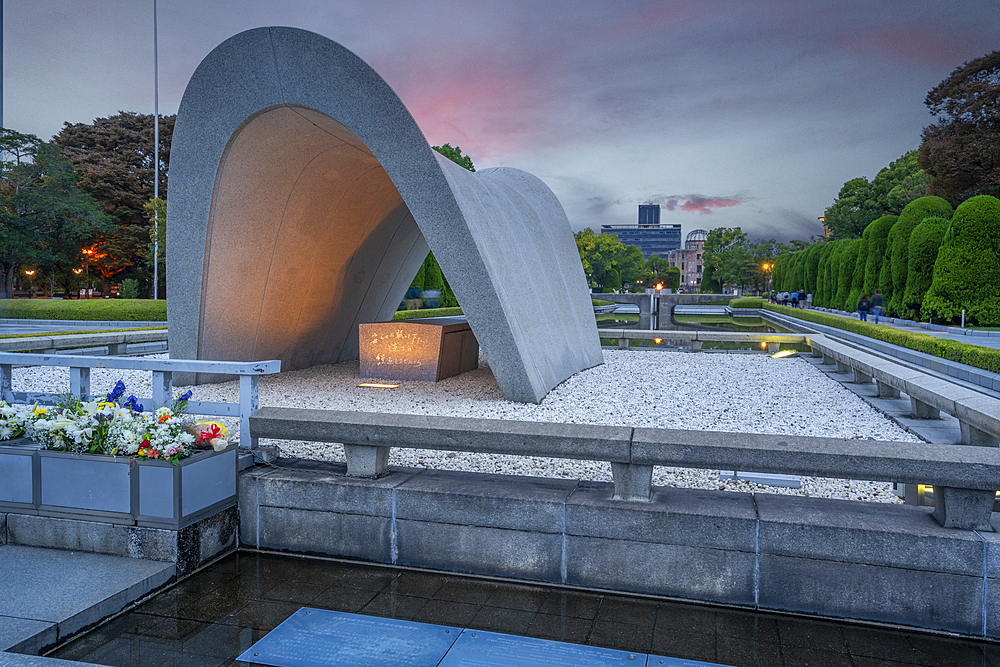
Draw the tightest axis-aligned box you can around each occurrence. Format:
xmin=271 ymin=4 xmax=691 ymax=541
xmin=729 ymin=297 xmax=765 ymax=308
xmin=922 ymin=195 xmax=1000 ymax=326
xmin=762 ymin=303 xmax=1000 ymax=373
xmin=592 ymin=298 xmax=614 ymax=306
xmin=391 ymin=307 xmax=464 ymax=320
xmin=0 ymin=299 xmax=167 ymax=321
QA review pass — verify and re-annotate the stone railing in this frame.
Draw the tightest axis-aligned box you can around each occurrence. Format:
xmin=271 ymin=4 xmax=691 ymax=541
xmin=805 ymin=334 xmax=1000 ymax=446
xmin=598 ymin=329 xmax=806 ymax=351
xmin=0 ymin=352 xmax=281 ymax=451
xmin=0 ymin=330 xmax=168 ymax=355
xmin=248 ymin=407 xmax=1000 ymax=531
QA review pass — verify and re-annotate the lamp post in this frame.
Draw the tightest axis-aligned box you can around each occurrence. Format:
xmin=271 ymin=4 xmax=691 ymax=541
xmin=761 ymin=263 xmax=771 ymax=294
xmin=152 ymin=0 xmax=160 ymax=300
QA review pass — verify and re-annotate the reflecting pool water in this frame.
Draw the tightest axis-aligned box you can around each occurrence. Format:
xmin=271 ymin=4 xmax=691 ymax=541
xmin=48 ymin=551 xmax=996 ymax=667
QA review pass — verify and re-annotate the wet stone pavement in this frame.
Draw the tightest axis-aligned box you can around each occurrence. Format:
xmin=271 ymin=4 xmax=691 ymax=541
xmin=48 ymin=551 xmax=998 ymax=667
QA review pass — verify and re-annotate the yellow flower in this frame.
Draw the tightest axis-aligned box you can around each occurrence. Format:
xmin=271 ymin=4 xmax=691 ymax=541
xmin=34 ymin=406 xmax=47 ymax=416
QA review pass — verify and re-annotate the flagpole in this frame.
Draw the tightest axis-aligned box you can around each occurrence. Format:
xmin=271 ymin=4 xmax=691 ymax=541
xmin=153 ymin=0 xmax=160 ymax=300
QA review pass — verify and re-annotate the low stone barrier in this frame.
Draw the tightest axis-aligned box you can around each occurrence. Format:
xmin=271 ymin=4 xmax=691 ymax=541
xmin=249 ymin=408 xmax=1000 ymax=529
xmin=805 ymin=334 xmax=1000 ymax=448
xmin=0 ymin=330 xmax=168 ymax=355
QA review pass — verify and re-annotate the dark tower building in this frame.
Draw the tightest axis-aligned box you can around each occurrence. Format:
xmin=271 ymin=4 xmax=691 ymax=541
xmin=601 ymin=204 xmax=681 ymax=259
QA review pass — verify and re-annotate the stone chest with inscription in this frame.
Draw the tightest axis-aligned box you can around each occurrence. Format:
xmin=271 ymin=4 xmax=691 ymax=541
xmin=359 ymin=317 xmax=479 ymax=382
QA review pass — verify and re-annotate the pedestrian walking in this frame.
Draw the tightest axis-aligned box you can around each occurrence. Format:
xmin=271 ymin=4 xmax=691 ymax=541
xmin=858 ymin=294 xmax=871 ymax=322
xmin=806 ymin=292 xmax=813 ymax=309
xmin=871 ymin=290 xmax=883 ymax=324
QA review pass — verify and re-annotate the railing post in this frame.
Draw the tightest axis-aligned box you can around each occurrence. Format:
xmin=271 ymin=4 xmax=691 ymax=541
xmin=960 ymin=422 xmax=1000 ymax=447
xmin=910 ymin=397 xmax=941 ymax=419
xmin=151 ymin=371 xmax=172 ymax=409
xmin=836 ymin=360 xmax=851 ymax=374
xmin=611 ymin=463 xmax=652 ymax=501
xmin=107 ymin=342 xmax=125 ymax=355
xmin=876 ymin=380 xmax=900 ymax=399
xmin=343 ymin=444 xmax=390 ymax=477
xmin=618 ymin=337 xmax=628 ymax=349
xmin=1 ymin=363 xmax=13 ymax=403
xmin=70 ymin=366 xmax=90 ymax=400
xmin=240 ymin=375 xmax=259 ymax=450
xmin=932 ymin=486 xmax=995 ymax=530
xmin=852 ymin=368 xmax=872 ymax=385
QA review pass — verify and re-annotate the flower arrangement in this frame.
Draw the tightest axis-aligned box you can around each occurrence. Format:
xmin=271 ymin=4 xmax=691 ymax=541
xmin=3 ymin=381 xmax=229 ymax=467
xmin=0 ymin=401 xmax=30 ymax=440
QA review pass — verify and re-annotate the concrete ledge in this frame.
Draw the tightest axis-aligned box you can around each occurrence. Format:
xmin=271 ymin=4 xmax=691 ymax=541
xmin=250 ymin=408 xmax=632 ymax=462
xmin=630 ymin=427 xmax=1000 ymax=489
xmin=4 ymin=507 xmax=237 ymax=576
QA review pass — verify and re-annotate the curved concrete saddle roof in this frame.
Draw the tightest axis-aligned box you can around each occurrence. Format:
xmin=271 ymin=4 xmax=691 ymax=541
xmin=167 ymin=27 xmax=602 ymax=403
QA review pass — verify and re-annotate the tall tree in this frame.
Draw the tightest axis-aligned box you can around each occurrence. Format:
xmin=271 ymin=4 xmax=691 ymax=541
xmin=53 ymin=112 xmax=175 ymax=295
xmin=574 ymin=228 xmax=644 ymax=290
xmin=432 ymin=144 xmax=475 ymax=172
xmin=0 ymin=130 xmax=112 ymax=298
xmin=918 ymin=50 xmax=1000 ymax=205
xmin=824 ymin=151 xmax=928 ymax=239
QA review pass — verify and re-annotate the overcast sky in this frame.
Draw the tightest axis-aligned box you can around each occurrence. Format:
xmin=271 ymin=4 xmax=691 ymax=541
xmin=5 ymin=1 xmax=1000 ymax=241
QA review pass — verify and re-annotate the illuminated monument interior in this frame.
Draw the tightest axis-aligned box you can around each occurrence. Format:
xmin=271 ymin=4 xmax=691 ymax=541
xmin=167 ymin=27 xmax=602 ymax=403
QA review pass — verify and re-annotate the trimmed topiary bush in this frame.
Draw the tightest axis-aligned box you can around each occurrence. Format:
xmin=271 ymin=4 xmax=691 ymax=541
xmin=0 ymin=299 xmax=167 ymax=321
xmin=922 ymin=195 xmax=1000 ymax=326
xmin=847 ymin=234 xmax=869 ymax=311
xmin=883 ymin=197 xmax=952 ymax=316
xmin=730 ymin=297 xmax=765 ymax=308
xmin=862 ymin=215 xmax=897 ymax=298
xmin=901 ymin=216 xmax=950 ymax=320
xmin=837 ymin=239 xmax=861 ymax=310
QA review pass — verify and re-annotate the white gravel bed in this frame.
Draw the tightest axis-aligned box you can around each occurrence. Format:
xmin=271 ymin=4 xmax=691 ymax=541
xmin=12 ymin=350 xmax=921 ymax=503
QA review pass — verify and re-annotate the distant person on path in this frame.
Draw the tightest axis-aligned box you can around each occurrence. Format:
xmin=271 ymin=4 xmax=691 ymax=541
xmin=806 ymin=292 xmax=813 ymax=309
xmin=790 ymin=290 xmax=798 ymax=307
xmin=798 ymin=291 xmax=806 ymax=308
xmin=858 ymin=294 xmax=871 ymax=322
xmin=871 ymin=290 xmax=883 ymax=324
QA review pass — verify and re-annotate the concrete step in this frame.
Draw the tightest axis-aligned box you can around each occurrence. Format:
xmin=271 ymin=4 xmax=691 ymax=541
xmin=0 ymin=545 xmax=174 ymax=656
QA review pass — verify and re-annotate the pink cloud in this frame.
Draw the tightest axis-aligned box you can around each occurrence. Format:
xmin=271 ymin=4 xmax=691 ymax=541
xmin=662 ymin=194 xmax=748 ymax=214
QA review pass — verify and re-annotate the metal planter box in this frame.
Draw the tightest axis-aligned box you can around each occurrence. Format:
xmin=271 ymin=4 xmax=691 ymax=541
xmin=0 ymin=441 xmax=237 ymax=529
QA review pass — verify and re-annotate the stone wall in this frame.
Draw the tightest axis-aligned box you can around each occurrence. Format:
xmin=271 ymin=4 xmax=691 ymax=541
xmin=239 ymin=462 xmax=1000 ymax=638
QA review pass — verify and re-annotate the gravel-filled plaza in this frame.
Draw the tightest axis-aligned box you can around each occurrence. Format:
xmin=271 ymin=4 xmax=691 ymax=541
xmin=12 ymin=349 xmax=920 ymax=503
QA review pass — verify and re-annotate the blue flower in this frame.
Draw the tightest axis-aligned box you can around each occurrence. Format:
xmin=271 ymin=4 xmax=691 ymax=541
xmin=125 ymin=395 xmax=143 ymax=413
xmin=106 ymin=380 xmax=126 ymax=403
xmin=179 ymin=390 xmax=193 ymax=402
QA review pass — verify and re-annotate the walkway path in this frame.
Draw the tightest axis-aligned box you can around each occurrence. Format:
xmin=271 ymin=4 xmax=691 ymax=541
xmin=800 ymin=306 xmax=1000 ymax=349
xmin=0 ymin=545 xmax=173 ymax=658
xmin=0 ymin=320 xmax=165 ymax=336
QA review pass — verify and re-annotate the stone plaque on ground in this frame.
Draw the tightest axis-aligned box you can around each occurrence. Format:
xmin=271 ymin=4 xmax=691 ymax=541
xmin=439 ymin=629 xmax=644 ymax=665
xmin=236 ymin=608 xmax=460 ymax=667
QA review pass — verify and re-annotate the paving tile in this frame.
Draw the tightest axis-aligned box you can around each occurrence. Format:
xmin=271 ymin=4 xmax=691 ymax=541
xmin=469 ymin=606 xmax=536 ymax=635
xmin=525 ymin=612 xmax=593 ymax=644
xmin=536 ymin=590 xmax=603 ymax=619
xmin=594 ymin=596 xmax=658 ymax=628
xmin=358 ymin=592 xmax=428 ymax=620
xmin=484 ymin=583 xmax=550 ymax=612
xmin=309 ymin=584 xmax=380 ymax=613
xmin=413 ymin=598 xmax=480 ymax=626
xmin=649 ymin=629 xmax=715 ymax=662
xmin=432 ymin=578 xmax=498 ymax=605
xmin=588 ymin=620 xmax=654 ymax=653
